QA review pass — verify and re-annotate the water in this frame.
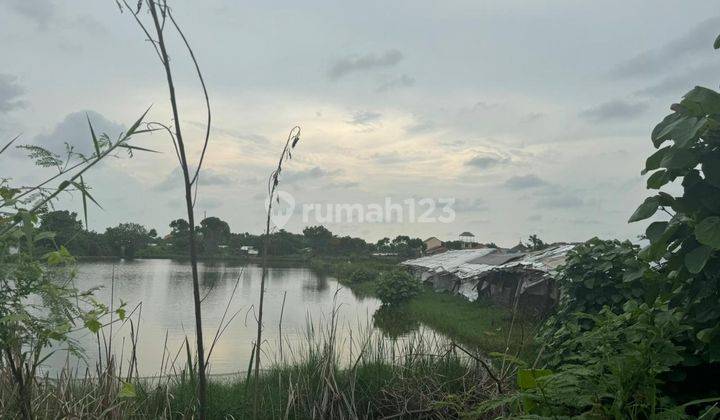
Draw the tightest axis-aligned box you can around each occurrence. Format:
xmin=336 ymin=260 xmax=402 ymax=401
xmin=44 ymin=259 xmax=390 ymax=377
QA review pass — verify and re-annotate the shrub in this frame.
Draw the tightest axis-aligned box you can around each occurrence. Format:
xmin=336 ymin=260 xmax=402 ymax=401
xmin=349 ymin=267 xmax=378 ymax=284
xmin=477 ymin=302 xmax=695 ymax=418
xmin=375 ymin=270 xmax=421 ymax=306
xmin=538 ymin=238 xmax=661 ymax=364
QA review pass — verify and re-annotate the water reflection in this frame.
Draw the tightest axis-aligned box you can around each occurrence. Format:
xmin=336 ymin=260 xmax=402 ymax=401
xmin=44 ymin=259 xmax=383 ymax=376
xmin=373 ymin=306 xmax=421 ymax=339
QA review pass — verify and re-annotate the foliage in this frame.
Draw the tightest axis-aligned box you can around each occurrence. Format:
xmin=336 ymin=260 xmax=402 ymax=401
xmin=476 ymin=302 xmax=709 ymax=418
xmin=0 ymin=115 xmax=146 ymax=416
xmin=526 ymin=234 xmax=546 ymax=250
xmin=630 ymin=84 xmax=720 ymax=364
xmin=375 ymin=235 xmax=425 ymax=258
xmin=349 ymin=266 xmax=378 ymax=284
xmin=104 ymin=222 xmax=151 ymax=258
xmin=538 ymin=238 xmax=661 ymax=364
xmin=375 ymin=270 xmax=421 ymax=306
xmin=199 ymin=216 xmax=230 ymax=254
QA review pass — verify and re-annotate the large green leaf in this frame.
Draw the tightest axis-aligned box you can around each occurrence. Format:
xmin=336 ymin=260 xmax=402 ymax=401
xmin=646 ymin=170 xmax=669 ymax=189
xmin=643 ymin=147 xmax=670 ymax=174
xmin=673 ymin=117 xmax=707 ymax=148
xmin=695 ymin=216 xmax=720 ymax=249
xmin=685 ymin=245 xmax=713 ymax=274
xmin=517 ymin=369 xmax=552 ymax=390
xmin=659 ymin=148 xmax=695 ymax=170
xmin=652 ymin=113 xmax=682 ymax=147
xmin=628 ymin=197 xmax=659 ymax=223
xmin=715 ymin=34 xmax=720 ymax=50
xmin=683 ymin=86 xmax=720 ymax=115
xmin=646 ymin=221 xmax=668 ymax=243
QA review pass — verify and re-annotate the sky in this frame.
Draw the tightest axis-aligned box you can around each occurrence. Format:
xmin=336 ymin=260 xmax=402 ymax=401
xmin=1 ymin=0 xmax=719 ymax=246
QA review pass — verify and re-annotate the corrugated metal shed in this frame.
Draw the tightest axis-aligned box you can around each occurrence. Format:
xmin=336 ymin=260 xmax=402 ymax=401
xmin=402 ymin=244 xmax=576 ymax=302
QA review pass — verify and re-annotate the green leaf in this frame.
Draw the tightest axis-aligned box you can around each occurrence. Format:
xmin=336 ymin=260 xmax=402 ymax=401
xmin=118 ymin=381 xmax=137 ymax=398
xmin=685 ymin=245 xmax=713 ymax=274
xmin=643 ymin=147 xmax=670 ymax=174
xmin=646 ymin=221 xmax=668 ymax=243
xmin=695 ymin=216 xmax=720 ymax=249
xmin=123 ymin=106 xmax=152 ymax=140
xmin=86 ymin=114 xmax=101 ymax=157
xmin=84 ymin=317 xmax=102 ymax=334
xmin=673 ymin=117 xmax=706 ymax=148
xmin=683 ymin=86 xmax=720 ymax=115
xmin=646 ymin=170 xmax=669 ymax=189
xmin=715 ymin=34 xmax=720 ymax=50
xmin=517 ymin=369 xmax=552 ymax=390
xmin=652 ymin=113 xmax=682 ymax=147
xmin=660 ymin=148 xmax=695 ymax=170
xmin=118 ymin=144 xmax=160 ymax=153
xmin=697 ymin=328 xmax=715 ymax=344
xmin=629 ymin=197 xmax=659 ymax=223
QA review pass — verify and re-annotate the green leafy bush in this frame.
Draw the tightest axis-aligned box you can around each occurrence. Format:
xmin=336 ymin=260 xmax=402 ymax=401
xmin=375 ymin=270 xmax=421 ymax=306
xmin=630 ymin=85 xmax=720 ymax=363
xmin=477 ymin=302 xmax=700 ymax=418
xmin=349 ymin=267 xmax=378 ymax=284
xmin=538 ymin=238 xmax=661 ymax=364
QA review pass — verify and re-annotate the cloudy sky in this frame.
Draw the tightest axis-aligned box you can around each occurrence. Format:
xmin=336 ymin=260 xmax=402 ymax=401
xmin=2 ymin=0 xmax=719 ymax=246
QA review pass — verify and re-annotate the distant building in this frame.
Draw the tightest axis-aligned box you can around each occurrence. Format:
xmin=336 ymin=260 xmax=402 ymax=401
xmin=423 ymin=237 xmax=446 ymax=255
xmin=240 ymin=245 xmax=259 ymax=256
xmin=459 ymin=231 xmax=479 ymax=249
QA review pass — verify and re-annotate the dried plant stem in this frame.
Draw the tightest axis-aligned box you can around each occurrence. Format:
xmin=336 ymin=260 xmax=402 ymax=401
xmin=254 ymin=126 xmax=301 ymax=417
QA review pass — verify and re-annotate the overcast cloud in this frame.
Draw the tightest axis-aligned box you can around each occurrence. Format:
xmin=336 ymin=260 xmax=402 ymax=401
xmin=2 ymin=0 xmax=718 ymax=245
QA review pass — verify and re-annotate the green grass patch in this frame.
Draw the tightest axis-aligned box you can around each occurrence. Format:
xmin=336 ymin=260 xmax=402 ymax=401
xmin=404 ymin=289 xmax=538 ymax=356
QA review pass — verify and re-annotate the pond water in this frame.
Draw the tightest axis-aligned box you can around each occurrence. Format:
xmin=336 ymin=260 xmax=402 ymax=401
xmin=43 ymin=259 xmax=436 ymax=377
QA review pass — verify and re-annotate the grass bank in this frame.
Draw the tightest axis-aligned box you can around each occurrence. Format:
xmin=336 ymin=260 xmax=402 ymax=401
xmin=311 ymin=258 xmax=539 ymax=356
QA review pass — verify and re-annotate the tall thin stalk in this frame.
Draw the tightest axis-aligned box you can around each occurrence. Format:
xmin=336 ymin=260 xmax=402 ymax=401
xmin=118 ymin=1 xmax=212 ymax=417
xmin=254 ymin=126 xmax=301 ymax=416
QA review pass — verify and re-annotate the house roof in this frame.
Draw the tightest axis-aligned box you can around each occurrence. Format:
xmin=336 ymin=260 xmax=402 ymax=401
xmin=459 ymin=231 xmax=475 ymax=237
xmin=424 ymin=236 xmax=441 ymax=243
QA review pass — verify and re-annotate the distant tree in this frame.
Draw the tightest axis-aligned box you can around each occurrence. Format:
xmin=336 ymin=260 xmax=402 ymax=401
xmin=303 ymin=225 xmax=333 ymax=253
xmin=104 ymin=223 xmax=150 ymax=258
xmin=199 ymin=216 xmax=231 ymax=254
xmin=148 ymin=228 xmax=157 ymax=238
xmin=527 ymin=234 xmax=546 ymax=251
xmin=38 ymin=210 xmax=84 ymax=252
xmin=376 ymin=237 xmax=391 ymax=252
xmin=169 ymin=218 xmax=191 ymax=253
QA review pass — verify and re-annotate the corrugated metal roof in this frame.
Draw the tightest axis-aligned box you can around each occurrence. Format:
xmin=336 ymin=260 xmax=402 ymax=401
xmin=403 ymin=244 xmax=576 ymax=280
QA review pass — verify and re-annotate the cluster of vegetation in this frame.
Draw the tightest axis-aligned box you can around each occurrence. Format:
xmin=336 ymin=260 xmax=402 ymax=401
xmin=34 ymin=210 xmax=427 ymax=260
xmin=375 ymin=270 xmax=422 ymax=306
xmin=485 ymin=61 xmax=720 ymax=417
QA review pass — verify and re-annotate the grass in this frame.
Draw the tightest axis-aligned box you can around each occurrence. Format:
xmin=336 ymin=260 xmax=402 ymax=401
xmin=325 ymin=257 xmax=540 ymax=358
xmin=1 ymin=322 xmax=506 ymax=419
xmin=405 ymin=290 xmax=538 ymax=356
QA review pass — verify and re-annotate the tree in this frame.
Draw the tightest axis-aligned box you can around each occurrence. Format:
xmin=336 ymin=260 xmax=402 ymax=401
xmin=526 ymin=234 xmax=546 ymax=251
xmin=199 ymin=216 xmax=230 ymax=254
xmin=104 ymin=223 xmax=150 ymax=258
xmin=303 ymin=225 xmax=333 ymax=253
xmin=37 ymin=210 xmax=84 ymax=253
xmin=169 ymin=218 xmax=191 ymax=254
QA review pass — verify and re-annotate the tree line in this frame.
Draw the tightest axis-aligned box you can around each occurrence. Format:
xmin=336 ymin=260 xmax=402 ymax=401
xmin=34 ymin=210 xmax=427 ymax=259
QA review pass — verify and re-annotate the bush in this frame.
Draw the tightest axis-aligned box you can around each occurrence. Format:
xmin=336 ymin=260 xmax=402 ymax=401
xmin=349 ymin=267 xmax=378 ymax=284
xmin=538 ymin=237 xmax=661 ymax=365
xmin=477 ymin=302 xmax=696 ymax=418
xmin=375 ymin=270 xmax=421 ymax=306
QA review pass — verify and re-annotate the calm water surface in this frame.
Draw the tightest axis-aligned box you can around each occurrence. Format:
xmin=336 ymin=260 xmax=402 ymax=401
xmin=45 ymin=259 xmax=392 ymax=376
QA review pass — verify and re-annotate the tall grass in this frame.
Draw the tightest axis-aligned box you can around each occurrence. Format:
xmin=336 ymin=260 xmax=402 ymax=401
xmin=0 ymin=297 xmax=507 ymax=419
